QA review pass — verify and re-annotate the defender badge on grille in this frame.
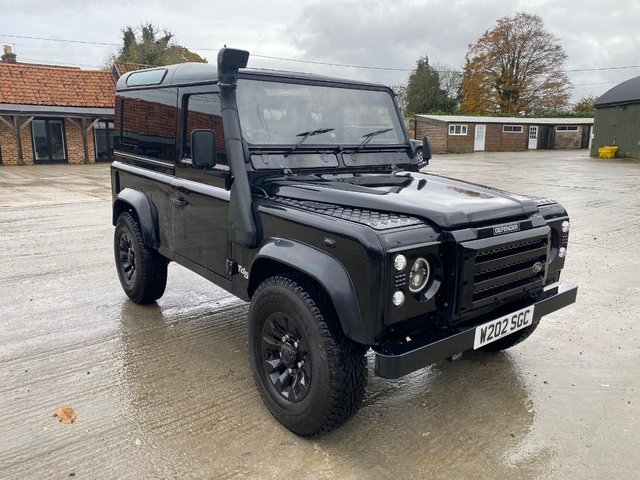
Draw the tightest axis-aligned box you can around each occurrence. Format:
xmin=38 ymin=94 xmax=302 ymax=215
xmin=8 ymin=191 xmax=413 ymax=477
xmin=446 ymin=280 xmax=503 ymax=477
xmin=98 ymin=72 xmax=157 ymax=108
xmin=493 ymin=223 xmax=520 ymax=235
xmin=532 ymin=261 xmax=544 ymax=273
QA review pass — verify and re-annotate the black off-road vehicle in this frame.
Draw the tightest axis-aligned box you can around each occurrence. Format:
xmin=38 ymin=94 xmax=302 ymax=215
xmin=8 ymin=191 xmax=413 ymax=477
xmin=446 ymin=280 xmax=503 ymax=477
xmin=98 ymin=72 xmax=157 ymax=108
xmin=111 ymin=48 xmax=577 ymax=436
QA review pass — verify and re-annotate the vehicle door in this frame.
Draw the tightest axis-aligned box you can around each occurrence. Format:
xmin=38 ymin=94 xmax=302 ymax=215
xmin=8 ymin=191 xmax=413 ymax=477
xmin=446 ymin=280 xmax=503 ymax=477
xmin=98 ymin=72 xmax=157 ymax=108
xmin=172 ymin=85 xmax=231 ymax=279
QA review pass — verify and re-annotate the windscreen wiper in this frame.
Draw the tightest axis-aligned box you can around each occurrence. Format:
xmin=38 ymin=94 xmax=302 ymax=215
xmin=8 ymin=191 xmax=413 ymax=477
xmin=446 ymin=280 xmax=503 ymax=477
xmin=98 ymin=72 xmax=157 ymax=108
xmin=359 ymin=128 xmax=393 ymax=148
xmin=284 ymin=128 xmax=335 ymax=157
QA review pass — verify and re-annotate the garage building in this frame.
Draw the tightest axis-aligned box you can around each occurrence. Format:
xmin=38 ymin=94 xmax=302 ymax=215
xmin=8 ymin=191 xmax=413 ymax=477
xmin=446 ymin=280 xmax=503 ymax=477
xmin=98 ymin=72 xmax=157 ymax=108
xmin=592 ymin=76 xmax=640 ymax=159
xmin=0 ymin=46 xmax=115 ymax=165
xmin=414 ymin=115 xmax=593 ymax=154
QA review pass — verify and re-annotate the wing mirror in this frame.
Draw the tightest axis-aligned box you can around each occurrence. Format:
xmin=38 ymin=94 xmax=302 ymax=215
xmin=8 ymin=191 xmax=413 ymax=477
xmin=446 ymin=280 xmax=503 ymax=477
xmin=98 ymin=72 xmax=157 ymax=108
xmin=419 ymin=134 xmax=432 ymax=168
xmin=191 ymin=129 xmax=217 ymax=168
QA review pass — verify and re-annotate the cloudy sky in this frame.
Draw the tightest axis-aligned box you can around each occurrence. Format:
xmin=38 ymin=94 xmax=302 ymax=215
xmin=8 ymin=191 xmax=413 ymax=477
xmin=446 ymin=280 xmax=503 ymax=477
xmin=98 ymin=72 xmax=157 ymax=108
xmin=1 ymin=0 xmax=639 ymax=102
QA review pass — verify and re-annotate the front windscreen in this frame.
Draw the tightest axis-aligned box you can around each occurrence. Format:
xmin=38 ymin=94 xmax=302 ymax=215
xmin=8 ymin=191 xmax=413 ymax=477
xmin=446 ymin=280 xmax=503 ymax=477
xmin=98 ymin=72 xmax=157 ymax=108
xmin=236 ymin=79 xmax=405 ymax=156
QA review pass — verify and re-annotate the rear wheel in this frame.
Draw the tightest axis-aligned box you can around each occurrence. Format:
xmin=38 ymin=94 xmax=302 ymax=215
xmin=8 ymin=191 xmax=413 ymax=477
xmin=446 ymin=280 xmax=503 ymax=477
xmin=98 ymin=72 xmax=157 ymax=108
xmin=479 ymin=321 xmax=539 ymax=352
xmin=247 ymin=274 xmax=367 ymax=437
xmin=114 ymin=212 xmax=167 ymax=304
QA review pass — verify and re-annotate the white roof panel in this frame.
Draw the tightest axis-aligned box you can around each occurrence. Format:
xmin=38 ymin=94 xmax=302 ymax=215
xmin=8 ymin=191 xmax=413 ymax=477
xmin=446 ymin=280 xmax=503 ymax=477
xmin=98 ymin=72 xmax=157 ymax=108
xmin=415 ymin=114 xmax=593 ymax=125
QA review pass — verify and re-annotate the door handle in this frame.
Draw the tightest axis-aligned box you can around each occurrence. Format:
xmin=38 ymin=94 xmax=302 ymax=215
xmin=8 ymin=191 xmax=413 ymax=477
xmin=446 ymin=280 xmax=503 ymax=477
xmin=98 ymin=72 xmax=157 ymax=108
xmin=171 ymin=197 xmax=189 ymax=207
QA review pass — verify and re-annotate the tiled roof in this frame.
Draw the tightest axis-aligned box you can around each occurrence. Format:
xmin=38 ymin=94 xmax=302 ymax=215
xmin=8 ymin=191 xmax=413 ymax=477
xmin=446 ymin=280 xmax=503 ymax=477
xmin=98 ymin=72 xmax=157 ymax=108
xmin=112 ymin=62 xmax=152 ymax=78
xmin=0 ymin=62 xmax=115 ymax=108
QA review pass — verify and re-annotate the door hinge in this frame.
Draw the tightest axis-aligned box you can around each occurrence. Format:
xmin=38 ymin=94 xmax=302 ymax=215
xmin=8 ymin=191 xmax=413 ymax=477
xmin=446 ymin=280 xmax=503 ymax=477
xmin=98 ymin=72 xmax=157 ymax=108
xmin=226 ymin=258 xmax=239 ymax=276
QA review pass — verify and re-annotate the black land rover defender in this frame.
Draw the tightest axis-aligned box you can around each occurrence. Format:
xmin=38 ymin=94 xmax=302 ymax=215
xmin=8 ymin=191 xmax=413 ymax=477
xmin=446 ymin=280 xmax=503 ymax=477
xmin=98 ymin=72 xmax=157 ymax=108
xmin=111 ymin=48 xmax=577 ymax=437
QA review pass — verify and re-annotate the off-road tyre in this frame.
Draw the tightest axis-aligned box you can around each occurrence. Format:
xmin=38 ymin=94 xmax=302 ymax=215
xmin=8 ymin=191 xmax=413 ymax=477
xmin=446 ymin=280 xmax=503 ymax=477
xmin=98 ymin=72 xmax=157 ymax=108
xmin=247 ymin=274 xmax=367 ymax=437
xmin=114 ymin=212 xmax=167 ymax=304
xmin=479 ymin=320 xmax=540 ymax=352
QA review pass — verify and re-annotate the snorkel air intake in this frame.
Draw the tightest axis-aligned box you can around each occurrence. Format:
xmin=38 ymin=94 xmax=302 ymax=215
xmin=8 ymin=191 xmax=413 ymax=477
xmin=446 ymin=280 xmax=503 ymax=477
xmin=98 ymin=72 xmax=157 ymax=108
xmin=217 ymin=47 xmax=258 ymax=248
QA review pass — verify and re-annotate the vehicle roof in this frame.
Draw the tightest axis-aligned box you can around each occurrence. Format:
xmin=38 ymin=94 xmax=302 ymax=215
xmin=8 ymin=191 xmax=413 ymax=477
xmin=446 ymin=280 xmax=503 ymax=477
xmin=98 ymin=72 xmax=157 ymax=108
xmin=115 ymin=62 xmax=389 ymax=91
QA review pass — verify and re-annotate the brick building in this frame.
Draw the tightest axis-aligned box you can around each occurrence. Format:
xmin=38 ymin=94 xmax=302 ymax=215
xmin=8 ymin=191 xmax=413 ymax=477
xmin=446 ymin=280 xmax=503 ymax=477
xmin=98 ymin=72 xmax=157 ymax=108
xmin=0 ymin=46 xmax=116 ymax=165
xmin=414 ymin=115 xmax=594 ymax=154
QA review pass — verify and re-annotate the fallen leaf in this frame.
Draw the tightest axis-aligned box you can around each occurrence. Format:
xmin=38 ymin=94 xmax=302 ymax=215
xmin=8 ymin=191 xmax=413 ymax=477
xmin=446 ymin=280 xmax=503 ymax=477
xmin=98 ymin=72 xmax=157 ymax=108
xmin=419 ymin=401 xmax=428 ymax=409
xmin=54 ymin=405 xmax=76 ymax=424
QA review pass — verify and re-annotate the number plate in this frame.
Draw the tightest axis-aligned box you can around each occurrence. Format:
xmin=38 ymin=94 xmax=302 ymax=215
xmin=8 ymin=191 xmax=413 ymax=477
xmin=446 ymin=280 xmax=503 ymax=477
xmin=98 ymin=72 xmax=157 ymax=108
xmin=473 ymin=305 xmax=535 ymax=349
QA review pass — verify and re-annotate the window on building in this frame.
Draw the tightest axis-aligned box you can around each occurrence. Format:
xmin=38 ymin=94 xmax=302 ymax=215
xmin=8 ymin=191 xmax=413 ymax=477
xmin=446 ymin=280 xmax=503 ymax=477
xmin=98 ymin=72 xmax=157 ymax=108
xmin=182 ymin=93 xmax=227 ymax=165
xmin=448 ymin=124 xmax=468 ymax=135
xmin=556 ymin=126 xmax=579 ymax=132
xmin=503 ymin=125 xmax=523 ymax=133
xmin=94 ymin=120 xmax=117 ymax=161
xmin=31 ymin=119 xmax=66 ymax=162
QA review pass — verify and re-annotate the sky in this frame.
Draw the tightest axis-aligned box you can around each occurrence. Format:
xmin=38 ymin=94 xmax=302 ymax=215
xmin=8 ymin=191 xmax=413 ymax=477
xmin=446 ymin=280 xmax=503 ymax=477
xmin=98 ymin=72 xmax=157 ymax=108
xmin=1 ymin=0 xmax=639 ymax=103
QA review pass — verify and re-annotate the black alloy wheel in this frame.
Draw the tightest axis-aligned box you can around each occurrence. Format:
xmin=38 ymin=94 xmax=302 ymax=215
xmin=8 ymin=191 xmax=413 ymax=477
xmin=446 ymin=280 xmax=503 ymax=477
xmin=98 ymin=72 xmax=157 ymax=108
xmin=118 ymin=231 xmax=137 ymax=287
xmin=248 ymin=274 xmax=367 ymax=437
xmin=261 ymin=312 xmax=311 ymax=403
xmin=114 ymin=212 xmax=168 ymax=304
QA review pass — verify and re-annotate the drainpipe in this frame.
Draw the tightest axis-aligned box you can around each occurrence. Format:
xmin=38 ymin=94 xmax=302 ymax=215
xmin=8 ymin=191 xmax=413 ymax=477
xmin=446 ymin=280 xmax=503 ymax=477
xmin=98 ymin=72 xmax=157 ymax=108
xmin=217 ymin=47 xmax=258 ymax=248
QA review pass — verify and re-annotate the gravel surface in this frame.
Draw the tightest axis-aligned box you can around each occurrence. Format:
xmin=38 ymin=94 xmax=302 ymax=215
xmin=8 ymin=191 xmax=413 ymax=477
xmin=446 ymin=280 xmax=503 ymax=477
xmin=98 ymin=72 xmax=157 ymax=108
xmin=1 ymin=150 xmax=638 ymax=479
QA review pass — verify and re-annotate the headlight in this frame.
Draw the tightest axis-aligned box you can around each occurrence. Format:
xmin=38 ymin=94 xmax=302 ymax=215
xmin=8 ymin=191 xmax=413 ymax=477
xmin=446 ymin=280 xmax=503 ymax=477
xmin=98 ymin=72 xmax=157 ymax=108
xmin=409 ymin=257 xmax=430 ymax=293
xmin=561 ymin=221 xmax=570 ymax=233
xmin=558 ymin=247 xmax=567 ymax=258
xmin=392 ymin=291 xmax=405 ymax=307
xmin=393 ymin=254 xmax=407 ymax=272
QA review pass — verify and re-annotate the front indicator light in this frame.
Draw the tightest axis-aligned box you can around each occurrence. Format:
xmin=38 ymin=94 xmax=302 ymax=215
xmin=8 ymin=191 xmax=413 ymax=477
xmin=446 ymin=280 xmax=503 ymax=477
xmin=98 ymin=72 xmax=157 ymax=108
xmin=409 ymin=257 xmax=430 ymax=293
xmin=394 ymin=254 xmax=407 ymax=272
xmin=392 ymin=291 xmax=405 ymax=307
xmin=558 ymin=247 xmax=567 ymax=258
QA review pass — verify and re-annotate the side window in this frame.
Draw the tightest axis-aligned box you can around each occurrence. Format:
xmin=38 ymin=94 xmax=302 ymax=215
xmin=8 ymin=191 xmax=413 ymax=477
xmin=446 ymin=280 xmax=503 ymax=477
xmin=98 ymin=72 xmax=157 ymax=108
xmin=117 ymin=88 xmax=178 ymax=161
xmin=183 ymin=93 xmax=227 ymax=166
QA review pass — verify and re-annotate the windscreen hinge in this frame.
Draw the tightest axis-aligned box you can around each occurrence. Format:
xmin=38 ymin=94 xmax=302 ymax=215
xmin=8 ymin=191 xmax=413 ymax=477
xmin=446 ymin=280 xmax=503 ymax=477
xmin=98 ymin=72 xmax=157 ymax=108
xmin=225 ymin=258 xmax=239 ymax=276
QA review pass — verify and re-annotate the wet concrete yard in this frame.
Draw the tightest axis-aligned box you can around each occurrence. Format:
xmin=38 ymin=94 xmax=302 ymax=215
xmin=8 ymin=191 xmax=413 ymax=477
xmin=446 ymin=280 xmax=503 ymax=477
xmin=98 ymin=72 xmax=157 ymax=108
xmin=1 ymin=150 xmax=639 ymax=479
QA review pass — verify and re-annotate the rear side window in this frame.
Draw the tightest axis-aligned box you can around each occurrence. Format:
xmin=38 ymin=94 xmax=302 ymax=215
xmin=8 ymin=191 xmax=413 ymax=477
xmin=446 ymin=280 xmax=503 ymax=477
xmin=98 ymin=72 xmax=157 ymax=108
xmin=183 ymin=93 xmax=227 ymax=165
xmin=116 ymin=87 xmax=178 ymax=161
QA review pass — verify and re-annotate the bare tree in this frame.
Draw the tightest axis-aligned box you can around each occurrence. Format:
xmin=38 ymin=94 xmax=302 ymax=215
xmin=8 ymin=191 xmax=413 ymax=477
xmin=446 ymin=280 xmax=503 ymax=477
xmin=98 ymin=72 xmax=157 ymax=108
xmin=391 ymin=84 xmax=408 ymax=115
xmin=461 ymin=12 xmax=572 ymax=115
xmin=434 ymin=63 xmax=463 ymax=109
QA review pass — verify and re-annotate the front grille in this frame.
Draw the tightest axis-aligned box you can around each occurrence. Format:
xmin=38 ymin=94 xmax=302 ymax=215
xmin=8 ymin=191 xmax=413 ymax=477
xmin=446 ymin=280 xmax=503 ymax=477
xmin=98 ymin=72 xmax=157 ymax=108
xmin=458 ymin=227 xmax=550 ymax=312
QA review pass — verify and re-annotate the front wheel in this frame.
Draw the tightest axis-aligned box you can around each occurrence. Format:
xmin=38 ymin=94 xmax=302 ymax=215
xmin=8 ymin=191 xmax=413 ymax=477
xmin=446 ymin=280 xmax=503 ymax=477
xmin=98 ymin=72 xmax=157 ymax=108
xmin=247 ymin=274 xmax=367 ymax=437
xmin=114 ymin=212 xmax=167 ymax=304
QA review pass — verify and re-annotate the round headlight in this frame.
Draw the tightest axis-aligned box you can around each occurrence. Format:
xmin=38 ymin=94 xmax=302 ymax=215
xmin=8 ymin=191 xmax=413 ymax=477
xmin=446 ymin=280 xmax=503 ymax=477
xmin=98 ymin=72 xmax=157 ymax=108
xmin=392 ymin=291 xmax=405 ymax=307
xmin=409 ymin=257 xmax=430 ymax=293
xmin=561 ymin=221 xmax=570 ymax=233
xmin=394 ymin=254 xmax=407 ymax=272
xmin=558 ymin=247 xmax=567 ymax=258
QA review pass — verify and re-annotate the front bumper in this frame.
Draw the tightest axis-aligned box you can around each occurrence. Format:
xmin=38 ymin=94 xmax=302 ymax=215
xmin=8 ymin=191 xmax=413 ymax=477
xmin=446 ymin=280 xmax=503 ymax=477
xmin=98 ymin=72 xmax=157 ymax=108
xmin=374 ymin=283 xmax=577 ymax=379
